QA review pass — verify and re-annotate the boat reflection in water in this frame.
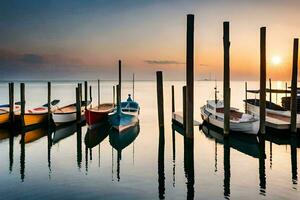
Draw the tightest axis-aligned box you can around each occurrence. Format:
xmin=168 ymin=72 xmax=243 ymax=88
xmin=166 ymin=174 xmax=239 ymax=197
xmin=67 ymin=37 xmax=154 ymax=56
xmin=109 ymin=122 xmax=140 ymax=181
xmin=52 ymin=123 xmax=77 ymax=144
xmin=85 ymin=120 xmax=111 ymax=149
xmin=201 ymin=121 xmax=266 ymax=198
xmin=18 ymin=126 xmax=53 ymax=182
xmin=84 ymin=120 xmax=111 ymax=171
xmin=0 ymin=128 xmax=11 ymax=142
xmin=265 ymin=133 xmax=299 ymax=185
xmin=22 ymin=127 xmax=49 ymax=144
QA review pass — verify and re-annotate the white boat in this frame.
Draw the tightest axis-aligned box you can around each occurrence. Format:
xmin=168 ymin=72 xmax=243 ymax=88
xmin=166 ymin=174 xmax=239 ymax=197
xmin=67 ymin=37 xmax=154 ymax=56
xmin=52 ymin=101 xmax=90 ymax=124
xmin=245 ymin=99 xmax=300 ymax=129
xmin=200 ymin=100 xmax=259 ymax=135
xmin=245 ymin=99 xmax=291 ymax=117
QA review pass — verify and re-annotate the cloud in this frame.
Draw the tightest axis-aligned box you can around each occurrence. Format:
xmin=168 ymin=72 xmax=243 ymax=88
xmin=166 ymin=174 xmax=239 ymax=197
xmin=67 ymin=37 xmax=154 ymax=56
xmin=144 ymin=60 xmax=184 ymax=65
xmin=20 ymin=54 xmax=45 ymax=64
xmin=0 ymin=49 xmax=83 ymax=66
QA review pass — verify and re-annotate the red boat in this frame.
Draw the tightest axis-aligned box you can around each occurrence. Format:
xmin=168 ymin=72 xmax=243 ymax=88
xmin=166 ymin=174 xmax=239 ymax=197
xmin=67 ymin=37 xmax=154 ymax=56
xmin=85 ymin=103 xmax=115 ymax=127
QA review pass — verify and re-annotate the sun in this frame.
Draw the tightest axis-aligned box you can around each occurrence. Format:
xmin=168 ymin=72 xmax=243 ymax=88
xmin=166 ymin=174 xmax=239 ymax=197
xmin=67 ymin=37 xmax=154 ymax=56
xmin=271 ymin=55 xmax=282 ymax=65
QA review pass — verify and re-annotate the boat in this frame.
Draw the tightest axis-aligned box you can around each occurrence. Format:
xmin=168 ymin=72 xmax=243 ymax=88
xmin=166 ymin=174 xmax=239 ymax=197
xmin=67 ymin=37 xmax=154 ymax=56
xmin=84 ymin=120 xmax=111 ymax=148
xmin=52 ymin=122 xmax=77 ymax=144
xmin=85 ymin=80 xmax=114 ymax=127
xmin=0 ymin=103 xmax=21 ymax=126
xmin=245 ymin=98 xmax=300 ymax=130
xmin=52 ymin=100 xmax=91 ymax=124
xmin=200 ymin=99 xmax=259 ymax=134
xmin=108 ymin=62 xmax=140 ymax=131
xmin=15 ymin=100 xmax=60 ymax=127
xmin=85 ymin=103 xmax=114 ymax=127
xmin=108 ymin=94 xmax=139 ymax=131
xmin=0 ymin=109 xmax=9 ymax=126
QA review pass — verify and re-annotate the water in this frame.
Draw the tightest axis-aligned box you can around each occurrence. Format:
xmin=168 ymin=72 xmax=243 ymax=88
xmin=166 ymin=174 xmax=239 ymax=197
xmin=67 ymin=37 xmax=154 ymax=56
xmin=0 ymin=81 xmax=299 ymax=200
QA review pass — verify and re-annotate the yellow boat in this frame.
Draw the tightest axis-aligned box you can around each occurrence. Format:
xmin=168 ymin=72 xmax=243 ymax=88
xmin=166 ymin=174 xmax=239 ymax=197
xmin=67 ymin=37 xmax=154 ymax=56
xmin=15 ymin=113 xmax=48 ymax=127
xmin=0 ymin=109 xmax=9 ymax=125
xmin=24 ymin=113 xmax=48 ymax=127
xmin=24 ymin=128 xmax=47 ymax=143
xmin=16 ymin=100 xmax=60 ymax=127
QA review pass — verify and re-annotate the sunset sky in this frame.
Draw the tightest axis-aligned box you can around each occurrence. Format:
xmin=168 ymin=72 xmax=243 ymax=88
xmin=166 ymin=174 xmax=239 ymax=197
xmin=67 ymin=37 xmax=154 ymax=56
xmin=0 ymin=0 xmax=299 ymax=80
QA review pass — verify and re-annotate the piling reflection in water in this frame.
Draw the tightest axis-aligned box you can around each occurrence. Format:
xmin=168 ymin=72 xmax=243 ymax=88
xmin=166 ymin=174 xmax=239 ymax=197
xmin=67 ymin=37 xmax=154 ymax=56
xmin=158 ymin=125 xmax=165 ymax=199
xmin=172 ymin=128 xmax=176 ymax=187
xmin=258 ymin=136 xmax=266 ymax=195
xmin=172 ymin=123 xmax=195 ymax=200
xmin=77 ymin=124 xmax=82 ymax=170
xmin=109 ymin=123 xmax=140 ymax=181
xmin=184 ymin=134 xmax=194 ymax=200
xmin=223 ymin=138 xmax=230 ymax=199
xmin=47 ymin=130 xmax=52 ymax=179
xmin=20 ymin=131 xmax=25 ymax=182
xmin=9 ymin=132 xmax=14 ymax=173
xmin=290 ymin=135 xmax=298 ymax=185
xmin=201 ymin=121 xmax=268 ymax=198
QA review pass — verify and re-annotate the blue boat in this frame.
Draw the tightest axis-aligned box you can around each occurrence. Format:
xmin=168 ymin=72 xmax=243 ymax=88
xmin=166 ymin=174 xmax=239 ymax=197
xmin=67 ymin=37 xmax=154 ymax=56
xmin=109 ymin=94 xmax=140 ymax=132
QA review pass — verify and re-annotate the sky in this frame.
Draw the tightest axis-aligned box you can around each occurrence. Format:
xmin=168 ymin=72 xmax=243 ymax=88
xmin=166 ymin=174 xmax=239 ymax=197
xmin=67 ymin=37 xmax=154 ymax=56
xmin=0 ymin=0 xmax=299 ymax=81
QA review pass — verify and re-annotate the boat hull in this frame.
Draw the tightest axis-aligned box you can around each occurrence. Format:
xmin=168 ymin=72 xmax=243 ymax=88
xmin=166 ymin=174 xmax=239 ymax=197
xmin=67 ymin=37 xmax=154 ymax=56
xmin=53 ymin=112 xmax=77 ymax=124
xmin=108 ymin=111 xmax=138 ymax=132
xmin=201 ymin=106 xmax=259 ymax=135
xmin=15 ymin=113 xmax=48 ymax=127
xmin=85 ymin=109 xmax=109 ymax=127
xmin=246 ymin=102 xmax=300 ymax=130
xmin=0 ymin=112 xmax=9 ymax=125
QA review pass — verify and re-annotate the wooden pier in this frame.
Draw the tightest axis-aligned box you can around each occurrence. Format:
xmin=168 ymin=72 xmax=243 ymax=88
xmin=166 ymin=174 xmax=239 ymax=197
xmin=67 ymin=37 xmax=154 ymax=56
xmin=172 ymin=112 xmax=200 ymax=127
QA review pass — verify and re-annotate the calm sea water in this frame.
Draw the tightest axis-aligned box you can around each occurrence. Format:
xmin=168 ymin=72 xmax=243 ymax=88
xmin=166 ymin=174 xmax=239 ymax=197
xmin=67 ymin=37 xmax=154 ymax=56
xmin=0 ymin=81 xmax=299 ymax=200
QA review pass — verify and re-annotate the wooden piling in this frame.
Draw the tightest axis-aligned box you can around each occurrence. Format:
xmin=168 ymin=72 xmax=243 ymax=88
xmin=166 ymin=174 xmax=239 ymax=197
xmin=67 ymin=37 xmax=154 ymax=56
xmin=156 ymin=71 xmax=164 ymax=127
xmin=183 ymin=86 xmax=187 ymax=129
xmin=8 ymin=82 xmax=14 ymax=124
xmin=186 ymin=14 xmax=194 ymax=138
xmin=171 ymin=85 xmax=175 ymax=113
xmin=260 ymin=27 xmax=267 ymax=134
xmin=245 ymin=82 xmax=247 ymax=113
xmin=223 ymin=21 xmax=230 ymax=135
xmin=76 ymin=87 xmax=81 ymax=123
xmin=116 ymin=84 xmax=121 ymax=114
xmin=290 ymin=38 xmax=299 ymax=133
xmin=47 ymin=82 xmax=51 ymax=124
xmin=132 ymin=73 xmax=135 ymax=100
xmin=89 ymin=85 xmax=92 ymax=102
xmin=97 ymin=80 xmax=100 ymax=107
xmin=84 ymin=81 xmax=88 ymax=110
xmin=119 ymin=60 xmax=122 ymax=98
xmin=285 ymin=82 xmax=288 ymax=97
xmin=20 ymin=83 xmax=25 ymax=127
xmin=113 ymin=86 xmax=116 ymax=105
xmin=269 ymin=78 xmax=272 ymax=108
